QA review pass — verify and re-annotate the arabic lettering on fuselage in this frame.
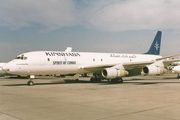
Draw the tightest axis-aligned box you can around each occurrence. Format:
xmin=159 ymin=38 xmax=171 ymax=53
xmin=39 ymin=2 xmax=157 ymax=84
xmin=110 ymin=54 xmax=136 ymax=58
xmin=45 ymin=52 xmax=81 ymax=57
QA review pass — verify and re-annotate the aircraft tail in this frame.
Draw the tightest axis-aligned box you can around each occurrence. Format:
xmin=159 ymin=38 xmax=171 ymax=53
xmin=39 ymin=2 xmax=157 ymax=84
xmin=145 ymin=31 xmax=162 ymax=55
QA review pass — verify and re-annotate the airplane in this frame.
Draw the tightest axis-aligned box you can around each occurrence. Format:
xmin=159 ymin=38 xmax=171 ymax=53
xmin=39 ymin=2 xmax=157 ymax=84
xmin=2 ymin=31 xmax=180 ymax=86
xmin=168 ymin=62 xmax=180 ymax=78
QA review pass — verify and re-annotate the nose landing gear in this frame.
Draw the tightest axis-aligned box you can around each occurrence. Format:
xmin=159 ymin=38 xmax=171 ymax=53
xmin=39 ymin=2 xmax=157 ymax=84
xmin=27 ymin=75 xmax=35 ymax=86
xmin=27 ymin=80 xmax=34 ymax=86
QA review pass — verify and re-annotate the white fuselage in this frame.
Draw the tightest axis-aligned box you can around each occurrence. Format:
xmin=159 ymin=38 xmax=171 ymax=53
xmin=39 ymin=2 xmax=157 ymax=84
xmin=2 ymin=51 xmax=162 ymax=76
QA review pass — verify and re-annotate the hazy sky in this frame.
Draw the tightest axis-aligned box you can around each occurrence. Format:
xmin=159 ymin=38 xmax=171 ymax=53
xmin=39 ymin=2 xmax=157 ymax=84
xmin=0 ymin=0 xmax=180 ymax=62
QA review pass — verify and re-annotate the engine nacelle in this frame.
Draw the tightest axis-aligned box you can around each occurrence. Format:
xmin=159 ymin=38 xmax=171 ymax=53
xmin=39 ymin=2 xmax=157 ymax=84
xmin=142 ymin=65 xmax=167 ymax=76
xmin=101 ymin=68 xmax=129 ymax=79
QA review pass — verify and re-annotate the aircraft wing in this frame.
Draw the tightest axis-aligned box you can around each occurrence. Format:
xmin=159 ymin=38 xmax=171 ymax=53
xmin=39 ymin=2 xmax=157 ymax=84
xmin=80 ymin=64 xmax=117 ymax=72
xmin=156 ymin=54 xmax=180 ymax=61
xmin=122 ymin=61 xmax=154 ymax=70
xmin=123 ymin=59 xmax=180 ymax=70
xmin=81 ymin=59 xmax=180 ymax=73
xmin=162 ymin=59 xmax=180 ymax=67
xmin=155 ymin=54 xmax=180 ymax=67
xmin=81 ymin=61 xmax=154 ymax=72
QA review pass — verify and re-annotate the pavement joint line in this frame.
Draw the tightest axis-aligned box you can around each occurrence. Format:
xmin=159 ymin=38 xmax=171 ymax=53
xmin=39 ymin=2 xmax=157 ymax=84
xmin=143 ymin=113 xmax=179 ymax=120
xmin=0 ymin=110 xmax=22 ymax=120
xmin=96 ymin=104 xmax=176 ymax=120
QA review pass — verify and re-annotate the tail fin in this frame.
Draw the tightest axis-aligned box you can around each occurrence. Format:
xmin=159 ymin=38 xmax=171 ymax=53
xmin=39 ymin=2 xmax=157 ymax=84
xmin=145 ymin=31 xmax=162 ymax=55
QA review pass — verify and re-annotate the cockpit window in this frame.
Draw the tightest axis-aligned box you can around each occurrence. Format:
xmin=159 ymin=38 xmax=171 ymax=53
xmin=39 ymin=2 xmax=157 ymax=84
xmin=15 ymin=56 xmax=27 ymax=60
xmin=23 ymin=57 xmax=27 ymax=60
xmin=15 ymin=57 xmax=21 ymax=59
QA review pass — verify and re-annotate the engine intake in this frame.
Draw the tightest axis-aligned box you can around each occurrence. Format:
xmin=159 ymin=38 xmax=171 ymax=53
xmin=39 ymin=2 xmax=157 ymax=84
xmin=142 ymin=65 xmax=167 ymax=76
xmin=101 ymin=68 xmax=129 ymax=79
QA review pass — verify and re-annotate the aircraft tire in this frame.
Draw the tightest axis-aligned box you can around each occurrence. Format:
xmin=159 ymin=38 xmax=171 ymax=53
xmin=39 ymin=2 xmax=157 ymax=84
xmin=90 ymin=78 xmax=94 ymax=83
xmin=90 ymin=78 xmax=101 ymax=83
xmin=111 ymin=78 xmax=123 ymax=83
xmin=27 ymin=81 xmax=34 ymax=86
xmin=119 ymin=78 xmax=123 ymax=83
xmin=75 ymin=79 xmax=79 ymax=82
xmin=96 ymin=78 xmax=101 ymax=83
xmin=90 ymin=78 xmax=96 ymax=83
xmin=111 ymin=79 xmax=118 ymax=83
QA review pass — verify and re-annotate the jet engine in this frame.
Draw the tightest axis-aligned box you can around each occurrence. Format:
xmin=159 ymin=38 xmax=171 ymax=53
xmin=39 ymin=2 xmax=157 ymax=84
xmin=141 ymin=65 xmax=167 ymax=76
xmin=101 ymin=67 xmax=129 ymax=79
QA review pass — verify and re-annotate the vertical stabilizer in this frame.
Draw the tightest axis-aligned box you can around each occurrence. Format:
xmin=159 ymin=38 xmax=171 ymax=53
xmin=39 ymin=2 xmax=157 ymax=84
xmin=145 ymin=31 xmax=162 ymax=55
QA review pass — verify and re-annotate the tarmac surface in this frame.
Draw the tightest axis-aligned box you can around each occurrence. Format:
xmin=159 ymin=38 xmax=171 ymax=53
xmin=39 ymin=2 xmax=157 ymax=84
xmin=1 ymin=74 xmax=180 ymax=120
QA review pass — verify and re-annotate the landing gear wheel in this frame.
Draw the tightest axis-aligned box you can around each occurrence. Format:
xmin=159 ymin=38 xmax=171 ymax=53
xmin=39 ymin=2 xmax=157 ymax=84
xmin=111 ymin=79 xmax=118 ymax=83
xmin=75 ymin=79 xmax=79 ymax=82
xmin=111 ymin=78 xmax=123 ymax=83
xmin=27 ymin=81 xmax=34 ymax=86
xmin=90 ymin=78 xmax=101 ymax=83
xmin=119 ymin=78 xmax=123 ymax=83
xmin=96 ymin=78 xmax=101 ymax=83
xmin=90 ymin=78 xmax=96 ymax=83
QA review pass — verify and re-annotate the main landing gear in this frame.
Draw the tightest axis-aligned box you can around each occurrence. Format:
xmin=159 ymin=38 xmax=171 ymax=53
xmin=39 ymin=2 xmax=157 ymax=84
xmin=27 ymin=75 xmax=35 ymax=86
xmin=90 ymin=74 xmax=101 ymax=83
xmin=111 ymin=78 xmax=123 ymax=83
xmin=177 ymin=74 xmax=180 ymax=79
xmin=90 ymin=74 xmax=123 ymax=83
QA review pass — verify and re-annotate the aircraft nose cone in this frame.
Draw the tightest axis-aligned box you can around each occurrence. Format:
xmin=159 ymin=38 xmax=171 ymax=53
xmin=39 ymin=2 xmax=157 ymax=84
xmin=172 ymin=67 xmax=180 ymax=74
xmin=2 ymin=64 xmax=11 ymax=73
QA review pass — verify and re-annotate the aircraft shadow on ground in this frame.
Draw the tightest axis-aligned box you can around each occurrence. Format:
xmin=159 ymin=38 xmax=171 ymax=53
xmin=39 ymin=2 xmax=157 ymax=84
xmin=2 ymin=79 xmax=91 ymax=86
xmin=162 ymin=77 xmax=180 ymax=80
xmin=2 ymin=77 xmax=180 ymax=86
xmin=3 ymin=81 xmax=180 ymax=86
xmin=3 ymin=77 xmax=28 ymax=79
